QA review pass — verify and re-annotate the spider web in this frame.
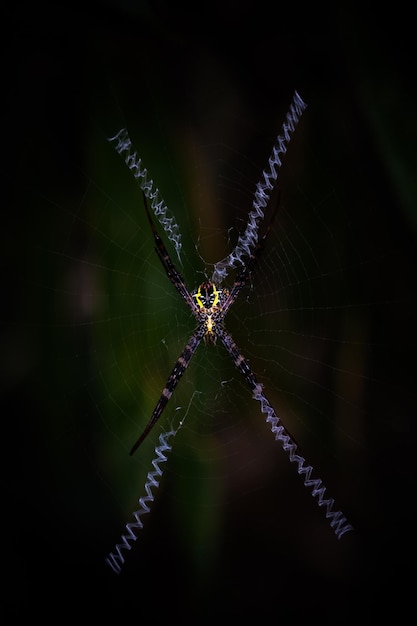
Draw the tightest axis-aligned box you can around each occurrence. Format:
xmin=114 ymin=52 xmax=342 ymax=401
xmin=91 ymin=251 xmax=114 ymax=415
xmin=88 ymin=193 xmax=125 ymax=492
xmin=5 ymin=8 xmax=417 ymax=617
xmin=16 ymin=84 xmax=414 ymax=549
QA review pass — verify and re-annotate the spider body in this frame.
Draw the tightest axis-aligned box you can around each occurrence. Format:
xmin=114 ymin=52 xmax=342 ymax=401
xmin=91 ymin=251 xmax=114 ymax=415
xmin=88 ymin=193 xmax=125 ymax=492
xmin=192 ymin=282 xmax=229 ymax=345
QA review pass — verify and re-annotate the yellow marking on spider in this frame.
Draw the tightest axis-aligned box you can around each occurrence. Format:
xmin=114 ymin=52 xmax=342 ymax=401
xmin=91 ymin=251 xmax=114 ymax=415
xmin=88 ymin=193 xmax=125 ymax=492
xmin=194 ymin=288 xmax=203 ymax=308
xmin=206 ymin=316 xmax=214 ymax=334
xmin=193 ymin=283 xmax=220 ymax=309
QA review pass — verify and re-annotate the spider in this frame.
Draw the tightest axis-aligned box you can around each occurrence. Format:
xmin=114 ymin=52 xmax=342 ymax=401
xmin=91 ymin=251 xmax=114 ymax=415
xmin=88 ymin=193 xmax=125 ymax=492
xmin=129 ymin=191 xmax=280 ymax=456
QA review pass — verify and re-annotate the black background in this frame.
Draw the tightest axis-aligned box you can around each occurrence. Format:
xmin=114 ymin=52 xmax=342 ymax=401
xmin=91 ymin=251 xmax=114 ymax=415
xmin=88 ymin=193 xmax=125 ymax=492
xmin=3 ymin=2 xmax=417 ymax=622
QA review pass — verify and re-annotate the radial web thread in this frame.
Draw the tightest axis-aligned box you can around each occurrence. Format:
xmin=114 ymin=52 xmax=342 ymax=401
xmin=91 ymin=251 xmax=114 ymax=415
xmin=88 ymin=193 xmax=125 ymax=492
xmin=211 ymin=90 xmax=307 ymax=285
xmin=105 ymin=427 xmax=178 ymax=574
xmin=108 ymin=128 xmax=182 ymax=262
xmin=252 ymin=383 xmax=354 ymax=539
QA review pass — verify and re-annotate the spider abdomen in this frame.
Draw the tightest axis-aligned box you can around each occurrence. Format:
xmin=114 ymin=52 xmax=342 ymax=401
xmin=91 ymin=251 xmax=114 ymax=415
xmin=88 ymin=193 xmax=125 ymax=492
xmin=192 ymin=282 xmax=229 ymax=345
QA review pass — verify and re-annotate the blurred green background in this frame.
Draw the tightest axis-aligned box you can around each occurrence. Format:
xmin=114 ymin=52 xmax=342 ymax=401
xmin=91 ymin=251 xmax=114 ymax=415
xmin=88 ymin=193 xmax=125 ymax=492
xmin=3 ymin=2 xmax=416 ymax=621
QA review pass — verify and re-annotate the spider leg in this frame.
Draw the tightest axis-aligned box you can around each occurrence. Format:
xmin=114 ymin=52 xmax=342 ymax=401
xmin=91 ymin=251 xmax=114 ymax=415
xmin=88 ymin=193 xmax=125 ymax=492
xmin=130 ymin=325 xmax=205 ymax=455
xmin=217 ymin=325 xmax=353 ymax=539
xmin=142 ymin=192 xmax=198 ymax=315
xmin=216 ymin=324 xmax=301 ymax=446
xmin=222 ymin=190 xmax=280 ymax=315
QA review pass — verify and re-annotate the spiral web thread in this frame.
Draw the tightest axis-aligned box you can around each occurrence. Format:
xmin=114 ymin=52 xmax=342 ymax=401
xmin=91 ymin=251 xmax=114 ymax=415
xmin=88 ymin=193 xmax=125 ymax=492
xmin=211 ymin=90 xmax=307 ymax=285
xmin=108 ymin=128 xmax=182 ymax=262
xmin=105 ymin=426 xmax=178 ymax=574
xmin=252 ymin=383 xmax=353 ymax=539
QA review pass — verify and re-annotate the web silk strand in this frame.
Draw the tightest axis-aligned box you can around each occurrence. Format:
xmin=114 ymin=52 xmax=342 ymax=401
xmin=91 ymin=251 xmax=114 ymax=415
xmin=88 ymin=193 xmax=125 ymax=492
xmin=211 ymin=90 xmax=307 ymax=285
xmin=105 ymin=427 xmax=177 ymax=574
xmin=108 ymin=129 xmax=183 ymax=262
xmin=252 ymin=383 xmax=354 ymax=539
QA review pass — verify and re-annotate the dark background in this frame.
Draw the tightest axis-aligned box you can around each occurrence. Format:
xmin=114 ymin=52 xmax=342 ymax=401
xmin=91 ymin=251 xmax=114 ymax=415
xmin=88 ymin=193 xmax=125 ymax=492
xmin=3 ymin=2 xmax=416 ymax=621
